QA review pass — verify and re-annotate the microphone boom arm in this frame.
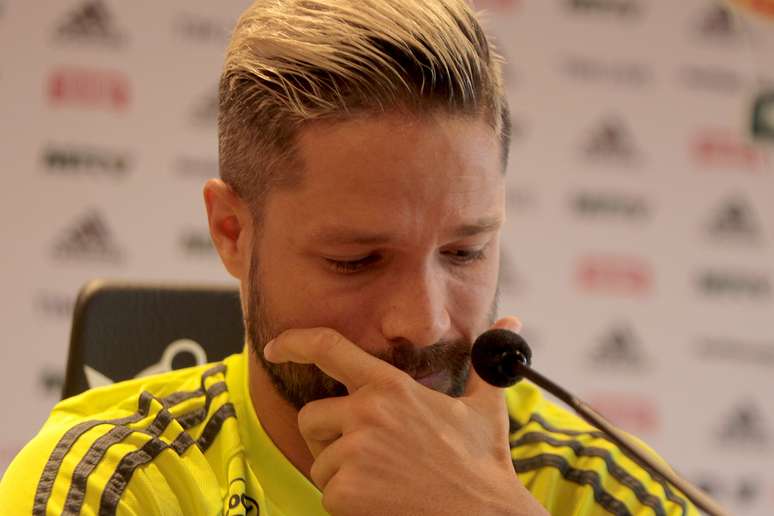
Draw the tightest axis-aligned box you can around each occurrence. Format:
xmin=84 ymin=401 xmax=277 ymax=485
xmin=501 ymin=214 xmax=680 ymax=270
xmin=512 ymin=361 xmax=730 ymax=516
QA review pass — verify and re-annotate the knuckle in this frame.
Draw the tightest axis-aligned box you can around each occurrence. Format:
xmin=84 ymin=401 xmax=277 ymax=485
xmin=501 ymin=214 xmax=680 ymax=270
xmin=309 ymin=460 xmax=326 ymax=489
xmin=322 ymin=469 xmax=359 ymax=513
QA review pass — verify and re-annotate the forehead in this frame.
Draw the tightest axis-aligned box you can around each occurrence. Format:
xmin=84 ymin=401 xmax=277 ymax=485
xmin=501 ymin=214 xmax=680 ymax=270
xmin=265 ymin=111 xmax=505 ymax=242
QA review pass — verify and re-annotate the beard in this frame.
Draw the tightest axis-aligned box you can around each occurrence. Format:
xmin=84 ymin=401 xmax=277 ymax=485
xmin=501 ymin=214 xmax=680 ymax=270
xmin=245 ymin=248 xmax=499 ymax=410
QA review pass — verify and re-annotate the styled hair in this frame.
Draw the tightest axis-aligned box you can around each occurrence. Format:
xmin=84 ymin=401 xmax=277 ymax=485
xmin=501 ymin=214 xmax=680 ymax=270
xmin=219 ymin=0 xmax=510 ymax=214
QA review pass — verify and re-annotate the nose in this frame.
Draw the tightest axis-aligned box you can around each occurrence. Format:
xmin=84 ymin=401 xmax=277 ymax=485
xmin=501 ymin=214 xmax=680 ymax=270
xmin=379 ymin=262 xmax=451 ymax=348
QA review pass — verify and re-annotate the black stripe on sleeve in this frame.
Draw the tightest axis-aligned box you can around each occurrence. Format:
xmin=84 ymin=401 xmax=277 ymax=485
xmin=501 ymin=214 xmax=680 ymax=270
xmin=96 ymin=403 xmax=236 ymax=516
xmin=513 ymin=453 xmax=632 ymax=516
xmin=61 ymin=408 xmax=177 ymax=515
xmin=32 ymin=392 xmax=153 ymax=516
xmin=33 ymin=363 xmax=226 ymax=516
xmin=512 ymin=432 xmax=666 ymax=516
xmin=196 ymin=402 xmax=237 ymax=453
xmin=525 ymin=413 xmax=689 ymax=515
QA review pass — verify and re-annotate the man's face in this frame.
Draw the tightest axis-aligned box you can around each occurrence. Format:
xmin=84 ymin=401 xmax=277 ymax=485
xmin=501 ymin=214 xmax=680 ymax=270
xmin=246 ymin=111 xmax=505 ymax=409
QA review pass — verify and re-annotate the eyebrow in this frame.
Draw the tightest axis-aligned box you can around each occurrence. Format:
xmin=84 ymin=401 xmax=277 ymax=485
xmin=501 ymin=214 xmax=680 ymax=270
xmin=311 ymin=216 xmax=503 ymax=246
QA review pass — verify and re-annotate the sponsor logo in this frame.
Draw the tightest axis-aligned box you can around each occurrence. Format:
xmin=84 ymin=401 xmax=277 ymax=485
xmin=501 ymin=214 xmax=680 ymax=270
xmin=52 ymin=210 xmax=125 ymax=264
xmin=716 ymin=401 xmax=770 ymax=447
xmin=34 ymin=291 xmax=76 ymax=319
xmin=586 ymin=392 xmax=659 ymax=434
xmin=697 ymin=338 xmax=774 ymax=367
xmin=174 ymin=13 xmax=230 ymax=43
xmin=54 ymin=0 xmax=126 ymax=47
xmin=572 ymin=191 xmax=648 ymax=220
xmin=679 ymin=65 xmax=743 ymax=94
xmin=42 ymin=144 xmax=130 ymax=179
xmin=173 ymin=156 xmax=219 ymax=179
xmin=566 ymin=0 xmax=641 ymax=17
xmin=692 ymin=130 xmax=766 ymax=171
xmin=180 ymin=229 xmax=216 ymax=258
xmin=589 ymin=323 xmax=649 ymax=370
xmin=190 ymin=88 xmax=218 ymax=127
xmin=696 ymin=5 xmax=740 ymax=40
xmin=576 ymin=255 xmax=651 ymax=295
xmin=751 ymin=90 xmax=774 ymax=142
xmin=730 ymin=0 xmax=774 ymax=19
xmin=697 ymin=270 xmax=771 ymax=299
xmin=48 ymin=67 xmax=130 ymax=111
xmin=706 ymin=196 xmax=762 ymax=244
xmin=582 ymin=117 xmax=640 ymax=163
xmin=563 ymin=55 xmax=650 ymax=86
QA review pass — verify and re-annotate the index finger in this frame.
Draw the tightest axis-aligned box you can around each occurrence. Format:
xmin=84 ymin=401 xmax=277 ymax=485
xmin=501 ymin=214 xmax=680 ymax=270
xmin=263 ymin=327 xmax=398 ymax=392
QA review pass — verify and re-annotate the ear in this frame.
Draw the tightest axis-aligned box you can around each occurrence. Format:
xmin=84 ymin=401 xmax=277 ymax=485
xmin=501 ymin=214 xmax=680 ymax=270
xmin=203 ymin=179 xmax=253 ymax=280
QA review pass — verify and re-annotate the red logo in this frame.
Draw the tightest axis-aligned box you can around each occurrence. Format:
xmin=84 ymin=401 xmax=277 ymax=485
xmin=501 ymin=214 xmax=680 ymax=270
xmin=586 ymin=392 xmax=660 ymax=434
xmin=693 ymin=130 xmax=766 ymax=171
xmin=48 ymin=67 xmax=130 ymax=111
xmin=576 ymin=255 xmax=651 ymax=295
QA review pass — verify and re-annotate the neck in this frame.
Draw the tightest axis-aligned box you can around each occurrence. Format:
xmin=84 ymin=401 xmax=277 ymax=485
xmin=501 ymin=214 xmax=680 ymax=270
xmin=246 ymin=350 xmax=315 ymax=480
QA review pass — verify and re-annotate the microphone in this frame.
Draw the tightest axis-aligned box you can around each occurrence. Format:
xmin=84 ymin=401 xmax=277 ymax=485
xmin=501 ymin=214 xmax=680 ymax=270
xmin=471 ymin=329 xmax=730 ymax=516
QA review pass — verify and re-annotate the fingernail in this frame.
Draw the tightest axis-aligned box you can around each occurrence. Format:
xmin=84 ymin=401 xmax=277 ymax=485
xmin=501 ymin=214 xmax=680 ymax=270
xmin=263 ymin=339 xmax=275 ymax=360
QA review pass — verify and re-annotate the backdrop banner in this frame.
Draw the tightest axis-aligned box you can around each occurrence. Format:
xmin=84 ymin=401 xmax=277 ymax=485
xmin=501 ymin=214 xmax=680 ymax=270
xmin=0 ymin=1 xmax=772 ymax=514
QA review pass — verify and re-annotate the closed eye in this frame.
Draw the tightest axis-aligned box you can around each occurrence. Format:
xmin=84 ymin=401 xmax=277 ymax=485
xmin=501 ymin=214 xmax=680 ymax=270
xmin=325 ymin=254 xmax=381 ymax=274
xmin=442 ymin=247 xmax=488 ymax=265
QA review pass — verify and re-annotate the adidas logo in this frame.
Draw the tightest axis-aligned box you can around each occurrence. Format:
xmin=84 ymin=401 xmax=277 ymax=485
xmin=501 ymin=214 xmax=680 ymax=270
xmin=52 ymin=210 xmax=125 ymax=263
xmin=43 ymin=144 xmax=130 ymax=179
xmin=55 ymin=0 xmax=126 ymax=47
xmin=752 ymin=90 xmax=774 ymax=142
xmin=191 ymin=88 xmax=218 ymax=127
xmin=698 ymin=5 xmax=739 ymax=40
xmin=583 ymin=118 xmax=639 ymax=162
xmin=567 ymin=0 xmax=640 ymax=17
xmin=590 ymin=323 xmax=648 ymax=369
xmin=707 ymin=197 xmax=761 ymax=243
xmin=717 ymin=402 xmax=769 ymax=446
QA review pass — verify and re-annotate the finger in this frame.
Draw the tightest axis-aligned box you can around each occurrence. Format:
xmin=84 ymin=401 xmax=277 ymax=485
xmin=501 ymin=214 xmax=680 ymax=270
xmin=463 ymin=316 xmax=523 ymax=401
xmin=309 ymin=432 xmax=357 ymax=491
xmin=298 ymin=396 xmax=350 ymax=458
xmin=264 ymin=327 xmax=398 ymax=392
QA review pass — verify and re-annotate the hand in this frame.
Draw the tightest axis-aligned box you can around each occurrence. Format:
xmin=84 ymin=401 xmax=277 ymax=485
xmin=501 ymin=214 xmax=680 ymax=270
xmin=263 ymin=317 xmax=549 ymax=516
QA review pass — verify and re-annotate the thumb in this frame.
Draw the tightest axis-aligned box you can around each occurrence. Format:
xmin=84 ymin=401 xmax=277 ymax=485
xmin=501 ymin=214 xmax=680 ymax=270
xmin=463 ymin=316 xmax=523 ymax=403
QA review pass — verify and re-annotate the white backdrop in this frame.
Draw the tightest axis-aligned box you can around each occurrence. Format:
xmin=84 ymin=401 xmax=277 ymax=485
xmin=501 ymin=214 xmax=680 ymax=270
xmin=1 ymin=1 xmax=772 ymax=514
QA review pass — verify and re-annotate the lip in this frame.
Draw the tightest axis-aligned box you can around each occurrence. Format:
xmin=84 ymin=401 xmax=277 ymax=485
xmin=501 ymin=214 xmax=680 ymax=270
xmin=413 ymin=370 xmax=446 ymax=390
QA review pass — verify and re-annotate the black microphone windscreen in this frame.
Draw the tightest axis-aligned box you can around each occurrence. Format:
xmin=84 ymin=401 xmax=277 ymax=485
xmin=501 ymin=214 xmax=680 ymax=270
xmin=471 ymin=329 xmax=532 ymax=388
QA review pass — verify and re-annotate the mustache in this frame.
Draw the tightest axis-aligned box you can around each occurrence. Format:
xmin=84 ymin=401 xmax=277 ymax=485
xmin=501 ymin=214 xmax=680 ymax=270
xmin=374 ymin=338 xmax=471 ymax=377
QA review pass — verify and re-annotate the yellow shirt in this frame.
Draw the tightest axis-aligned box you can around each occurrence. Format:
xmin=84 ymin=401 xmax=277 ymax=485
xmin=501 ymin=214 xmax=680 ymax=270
xmin=0 ymin=347 xmax=696 ymax=515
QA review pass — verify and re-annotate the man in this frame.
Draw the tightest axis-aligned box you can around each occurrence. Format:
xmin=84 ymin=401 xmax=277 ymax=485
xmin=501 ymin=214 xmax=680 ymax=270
xmin=1 ymin=1 xmax=696 ymax=514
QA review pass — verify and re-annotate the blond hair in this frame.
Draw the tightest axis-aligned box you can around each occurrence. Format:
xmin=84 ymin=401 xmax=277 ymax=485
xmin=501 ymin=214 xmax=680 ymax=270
xmin=219 ymin=0 xmax=510 ymax=212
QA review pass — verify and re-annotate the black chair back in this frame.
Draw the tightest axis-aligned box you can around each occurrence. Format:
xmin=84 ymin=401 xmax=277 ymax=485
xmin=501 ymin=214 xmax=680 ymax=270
xmin=62 ymin=280 xmax=245 ymax=399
